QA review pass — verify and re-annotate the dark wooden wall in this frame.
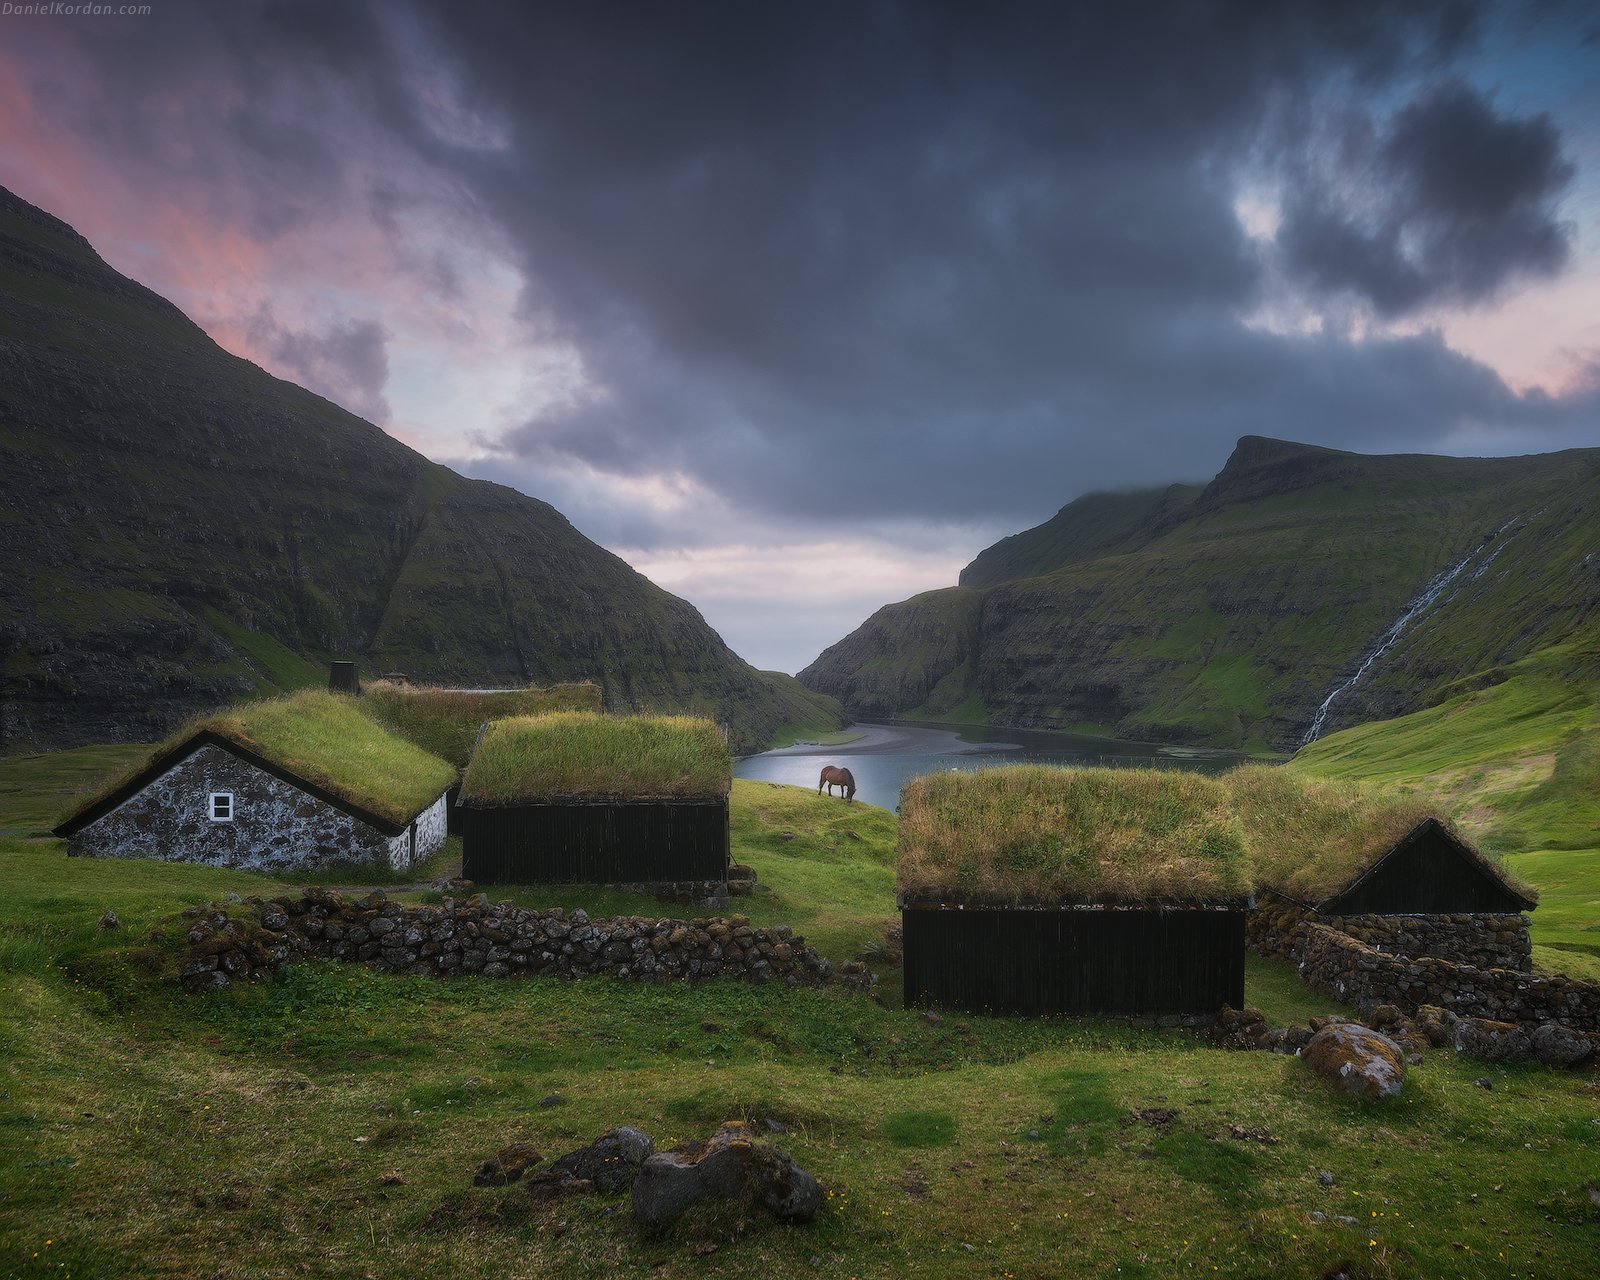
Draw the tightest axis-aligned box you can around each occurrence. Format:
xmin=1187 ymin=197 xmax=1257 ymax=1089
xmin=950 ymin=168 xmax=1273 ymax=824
xmin=461 ymin=801 xmax=729 ymax=885
xmin=1319 ymin=820 xmax=1530 ymax=915
xmin=902 ymin=907 xmax=1245 ymax=1016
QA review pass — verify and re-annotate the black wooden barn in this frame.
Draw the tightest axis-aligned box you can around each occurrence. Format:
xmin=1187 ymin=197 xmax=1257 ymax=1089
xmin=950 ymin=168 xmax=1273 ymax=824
xmin=901 ymin=903 xmax=1246 ymax=1016
xmin=458 ymin=712 xmax=731 ymax=887
xmin=897 ymin=766 xmax=1250 ymax=1017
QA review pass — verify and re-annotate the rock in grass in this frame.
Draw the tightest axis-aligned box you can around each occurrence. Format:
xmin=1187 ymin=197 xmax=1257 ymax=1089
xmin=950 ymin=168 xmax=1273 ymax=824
xmin=1413 ymin=1005 xmax=1454 ymax=1048
xmin=548 ymin=1127 xmax=654 ymax=1193
xmin=1302 ymin=1023 xmax=1405 ymax=1100
xmin=98 ymin=910 xmax=121 ymax=930
xmin=632 ymin=1121 xmax=821 ymax=1227
xmin=1530 ymin=1023 xmax=1593 ymax=1069
xmin=1453 ymin=1017 xmax=1531 ymax=1064
xmin=473 ymin=1141 xmax=543 ymax=1187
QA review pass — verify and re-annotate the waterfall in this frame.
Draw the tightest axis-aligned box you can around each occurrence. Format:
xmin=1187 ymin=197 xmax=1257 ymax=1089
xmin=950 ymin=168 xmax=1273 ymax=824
xmin=1301 ymin=517 xmax=1522 ymax=746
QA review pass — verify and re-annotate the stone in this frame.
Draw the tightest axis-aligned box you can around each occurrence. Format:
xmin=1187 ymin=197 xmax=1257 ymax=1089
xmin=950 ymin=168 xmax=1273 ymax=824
xmin=1302 ymin=1023 xmax=1405 ymax=1100
xmin=1473 ymin=1077 xmax=1494 ymax=1090
xmin=1453 ymin=1017 xmax=1531 ymax=1064
xmin=1413 ymin=1005 xmax=1453 ymax=1048
xmin=1318 ymin=1170 xmax=1334 ymax=1188
xmin=473 ymin=1141 xmax=543 ymax=1187
xmin=632 ymin=1121 xmax=822 ymax=1227
xmin=1530 ymin=1022 xmax=1593 ymax=1069
xmin=1369 ymin=1004 xmax=1402 ymax=1028
xmin=549 ymin=1127 xmax=654 ymax=1193
xmin=538 ymin=1093 xmax=568 ymax=1108
xmin=98 ymin=910 xmax=121 ymax=930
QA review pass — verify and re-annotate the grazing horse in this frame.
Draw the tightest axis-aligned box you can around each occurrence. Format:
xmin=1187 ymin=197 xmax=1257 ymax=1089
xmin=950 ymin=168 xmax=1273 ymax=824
xmin=818 ymin=765 xmax=856 ymax=802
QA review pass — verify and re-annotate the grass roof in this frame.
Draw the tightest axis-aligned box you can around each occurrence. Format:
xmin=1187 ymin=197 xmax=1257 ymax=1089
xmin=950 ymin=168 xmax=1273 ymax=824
xmin=459 ymin=712 xmax=732 ymax=804
xmin=897 ymin=765 xmax=1249 ymax=908
xmin=1223 ymin=765 xmax=1534 ymax=906
xmin=362 ymin=680 xmax=603 ymax=768
xmin=63 ymin=691 xmax=455 ymax=830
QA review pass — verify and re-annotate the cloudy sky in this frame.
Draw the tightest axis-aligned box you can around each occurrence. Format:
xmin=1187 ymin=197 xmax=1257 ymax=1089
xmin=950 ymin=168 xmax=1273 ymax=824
xmin=3 ymin=0 xmax=1598 ymax=672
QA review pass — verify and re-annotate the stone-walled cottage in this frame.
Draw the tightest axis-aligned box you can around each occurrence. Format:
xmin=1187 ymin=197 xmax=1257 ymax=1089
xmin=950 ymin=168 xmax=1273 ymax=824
xmin=54 ymin=691 xmax=455 ymax=874
xmin=898 ymin=766 xmax=1250 ymax=1017
xmin=459 ymin=711 xmax=731 ymax=889
xmin=1226 ymin=767 xmax=1536 ymax=971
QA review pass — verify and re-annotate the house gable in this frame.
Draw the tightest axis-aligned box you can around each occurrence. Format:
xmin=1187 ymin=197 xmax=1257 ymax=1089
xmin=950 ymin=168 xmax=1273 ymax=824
xmin=1316 ymin=818 xmax=1535 ymax=915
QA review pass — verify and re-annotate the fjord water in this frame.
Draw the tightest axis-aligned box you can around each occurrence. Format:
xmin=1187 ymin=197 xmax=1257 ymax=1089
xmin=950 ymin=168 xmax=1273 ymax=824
xmin=735 ymin=721 xmax=1244 ymax=811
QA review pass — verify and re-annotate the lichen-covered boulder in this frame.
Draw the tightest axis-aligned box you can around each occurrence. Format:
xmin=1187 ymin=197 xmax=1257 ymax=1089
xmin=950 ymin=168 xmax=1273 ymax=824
xmin=632 ymin=1121 xmax=821 ymax=1226
xmin=473 ymin=1141 xmax=543 ymax=1187
xmin=547 ymin=1127 xmax=654 ymax=1193
xmin=1530 ymin=1022 xmax=1593 ymax=1069
xmin=1453 ymin=1017 xmax=1531 ymax=1064
xmin=1303 ymin=1023 xmax=1405 ymax=1100
xmin=1413 ymin=1005 xmax=1454 ymax=1048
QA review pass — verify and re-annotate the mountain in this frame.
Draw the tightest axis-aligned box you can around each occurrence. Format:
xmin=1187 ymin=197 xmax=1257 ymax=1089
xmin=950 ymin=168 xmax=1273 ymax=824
xmin=799 ymin=436 xmax=1600 ymax=751
xmin=0 ymin=186 xmax=842 ymax=755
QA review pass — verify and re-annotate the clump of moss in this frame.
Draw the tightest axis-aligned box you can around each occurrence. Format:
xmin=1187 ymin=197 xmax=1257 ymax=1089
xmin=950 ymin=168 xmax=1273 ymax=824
xmin=362 ymin=680 xmax=603 ymax=767
xmin=897 ymin=765 xmax=1248 ymax=907
xmin=1223 ymin=765 xmax=1532 ymax=905
xmin=460 ymin=712 xmax=731 ymax=804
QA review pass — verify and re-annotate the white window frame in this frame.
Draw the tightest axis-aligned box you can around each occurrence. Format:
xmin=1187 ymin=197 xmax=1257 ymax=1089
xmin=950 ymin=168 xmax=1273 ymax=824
xmin=208 ymin=791 xmax=235 ymax=822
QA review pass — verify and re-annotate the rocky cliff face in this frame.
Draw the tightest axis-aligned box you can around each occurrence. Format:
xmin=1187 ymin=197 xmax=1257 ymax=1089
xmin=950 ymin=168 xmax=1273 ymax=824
xmin=801 ymin=437 xmax=1600 ymax=751
xmin=0 ymin=186 xmax=840 ymax=755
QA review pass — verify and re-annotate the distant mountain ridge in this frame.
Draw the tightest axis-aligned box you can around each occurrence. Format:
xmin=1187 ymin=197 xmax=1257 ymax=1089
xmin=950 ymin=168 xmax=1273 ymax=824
xmin=0 ymin=186 xmax=841 ymax=754
xmin=801 ymin=436 xmax=1600 ymax=751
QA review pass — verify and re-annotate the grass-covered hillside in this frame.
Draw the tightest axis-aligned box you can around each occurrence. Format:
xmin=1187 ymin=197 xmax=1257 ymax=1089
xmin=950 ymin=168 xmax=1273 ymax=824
xmin=0 ymin=184 xmax=844 ymax=757
xmin=3 ymin=753 xmax=1599 ymax=1279
xmin=801 ymin=436 xmax=1600 ymax=751
xmin=1293 ymin=638 xmax=1600 ymax=978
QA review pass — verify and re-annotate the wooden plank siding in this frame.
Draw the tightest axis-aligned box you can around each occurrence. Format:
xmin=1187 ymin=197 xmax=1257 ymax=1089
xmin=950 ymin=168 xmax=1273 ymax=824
xmin=461 ymin=800 xmax=729 ymax=885
xmin=902 ymin=907 xmax=1245 ymax=1016
xmin=1318 ymin=819 xmax=1532 ymax=915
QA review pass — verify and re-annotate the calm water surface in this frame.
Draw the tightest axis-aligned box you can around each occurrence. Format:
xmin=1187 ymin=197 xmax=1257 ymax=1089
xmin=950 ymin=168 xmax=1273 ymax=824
xmin=735 ymin=721 xmax=1244 ymax=811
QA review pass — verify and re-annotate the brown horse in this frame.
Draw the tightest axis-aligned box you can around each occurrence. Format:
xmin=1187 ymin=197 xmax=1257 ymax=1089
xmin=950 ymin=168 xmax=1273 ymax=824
xmin=818 ymin=765 xmax=856 ymax=801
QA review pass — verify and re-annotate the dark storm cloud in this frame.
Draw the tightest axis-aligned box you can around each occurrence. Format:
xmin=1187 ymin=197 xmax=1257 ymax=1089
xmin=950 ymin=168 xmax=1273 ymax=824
xmin=1277 ymin=82 xmax=1573 ymax=314
xmin=248 ymin=309 xmax=393 ymax=427
xmin=22 ymin=0 xmax=1595 ymax=539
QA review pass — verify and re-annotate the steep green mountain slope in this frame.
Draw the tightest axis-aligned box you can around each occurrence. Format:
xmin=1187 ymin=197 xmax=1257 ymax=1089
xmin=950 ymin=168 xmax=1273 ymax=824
xmin=1291 ymin=637 xmax=1600 ymax=975
xmin=801 ymin=436 xmax=1600 ymax=750
xmin=0 ymin=186 xmax=841 ymax=755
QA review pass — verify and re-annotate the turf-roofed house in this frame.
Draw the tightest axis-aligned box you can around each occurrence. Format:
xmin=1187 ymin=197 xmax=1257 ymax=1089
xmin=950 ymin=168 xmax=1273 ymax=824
xmin=459 ymin=712 xmax=732 ymax=891
xmin=54 ymin=691 xmax=456 ymax=872
xmin=361 ymin=679 xmax=603 ymax=834
xmin=1228 ymin=767 xmax=1537 ymax=971
xmin=898 ymin=766 xmax=1250 ymax=1017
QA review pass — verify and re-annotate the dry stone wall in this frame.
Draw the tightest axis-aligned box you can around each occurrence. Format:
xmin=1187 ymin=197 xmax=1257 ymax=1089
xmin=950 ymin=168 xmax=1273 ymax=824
xmin=1298 ymin=923 xmax=1600 ymax=1031
xmin=179 ymin=888 xmax=871 ymax=993
xmin=1247 ymin=892 xmax=1531 ymax=972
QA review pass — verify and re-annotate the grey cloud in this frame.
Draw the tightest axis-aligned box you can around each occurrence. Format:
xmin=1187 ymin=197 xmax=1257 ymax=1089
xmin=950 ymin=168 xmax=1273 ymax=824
xmin=1277 ymin=82 xmax=1573 ymax=314
xmin=249 ymin=309 xmax=393 ymax=427
xmin=19 ymin=0 xmax=1596 ymax=537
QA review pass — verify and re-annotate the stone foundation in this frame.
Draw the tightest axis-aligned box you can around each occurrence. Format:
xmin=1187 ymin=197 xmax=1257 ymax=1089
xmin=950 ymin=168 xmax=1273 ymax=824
xmin=179 ymin=888 xmax=873 ymax=994
xmin=1298 ymin=923 xmax=1600 ymax=1031
xmin=1247 ymin=892 xmax=1531 ymax=972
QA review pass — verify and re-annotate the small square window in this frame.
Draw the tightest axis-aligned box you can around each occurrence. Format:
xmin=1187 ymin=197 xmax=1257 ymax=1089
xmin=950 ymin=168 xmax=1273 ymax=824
xmin=209 ymin=791 xmax=234 ymax=822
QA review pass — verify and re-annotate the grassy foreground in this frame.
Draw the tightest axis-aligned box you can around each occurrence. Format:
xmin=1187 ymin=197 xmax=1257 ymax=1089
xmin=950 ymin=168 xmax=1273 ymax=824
xmin=1 ymin=755 xmax=1598 ymax=1279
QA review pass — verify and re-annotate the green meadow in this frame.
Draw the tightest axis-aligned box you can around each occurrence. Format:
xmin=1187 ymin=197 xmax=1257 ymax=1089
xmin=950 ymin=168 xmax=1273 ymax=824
xmin=2 ymin=714 xmax=1599 ymax=1278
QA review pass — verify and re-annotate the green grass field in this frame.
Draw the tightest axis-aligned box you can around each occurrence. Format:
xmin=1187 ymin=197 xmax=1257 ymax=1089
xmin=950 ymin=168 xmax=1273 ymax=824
xmin=2 ymin=746 xmax=1598 ymax=1278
